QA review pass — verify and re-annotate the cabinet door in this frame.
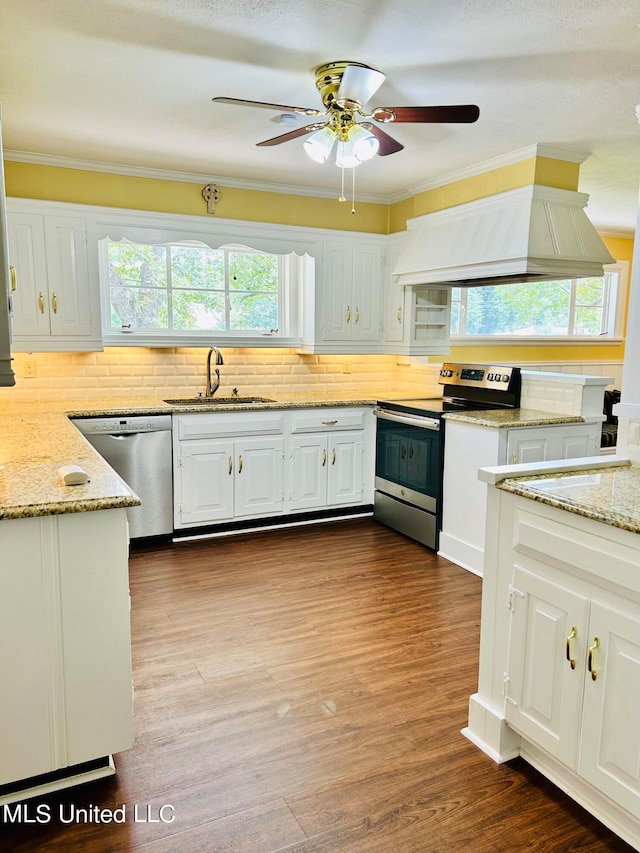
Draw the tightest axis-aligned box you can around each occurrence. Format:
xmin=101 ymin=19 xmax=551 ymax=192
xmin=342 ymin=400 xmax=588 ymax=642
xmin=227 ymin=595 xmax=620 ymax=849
xmin=384 ymin=245 xmax=405 ymax=344
xmin=43 ymin=216 xmax=92 ymax=337
xmin=579 ymin=601 xmax=640 ymax=815
xmin=506 ymin=565 xmax=589 ymax=769
xmin=506 ymin=429 xmax=550 ymax=465
xmin=7 ymin=213 xmax=51 ymax=337
xmin=328 ymin=431 xmax=364 ymax=505
xmin=351 ymin=242 xmax=382 ymax=342
xmin=234 ymin=437 xmax=284 ymax=517
xmin=177 ymin=439 xmax=234 ymax=526
xmin=321 ymin=241 xmax=353 ymax=341
xmin=291 ymin=434 xmax=328 ymax=511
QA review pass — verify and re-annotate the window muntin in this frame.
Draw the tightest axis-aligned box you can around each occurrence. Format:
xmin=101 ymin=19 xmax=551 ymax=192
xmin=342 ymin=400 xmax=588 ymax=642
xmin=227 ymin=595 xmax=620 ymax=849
xmin=450 ymin=268 xmax=622 ymax=339
xmin=106 ymin=240 xmax=281 ymax=335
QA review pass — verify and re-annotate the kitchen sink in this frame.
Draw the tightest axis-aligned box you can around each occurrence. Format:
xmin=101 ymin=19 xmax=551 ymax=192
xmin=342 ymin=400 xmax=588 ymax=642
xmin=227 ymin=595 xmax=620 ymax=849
xmin=165 ymin=396 xmax=276 ymax=406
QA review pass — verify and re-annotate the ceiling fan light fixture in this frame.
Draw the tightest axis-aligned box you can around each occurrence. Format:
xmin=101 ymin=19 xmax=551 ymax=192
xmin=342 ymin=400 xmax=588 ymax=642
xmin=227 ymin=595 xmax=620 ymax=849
xmin=349 ymin=124 xmax=379 ymax=162
xmin=303 ymin=126 xmax=336 ymax=163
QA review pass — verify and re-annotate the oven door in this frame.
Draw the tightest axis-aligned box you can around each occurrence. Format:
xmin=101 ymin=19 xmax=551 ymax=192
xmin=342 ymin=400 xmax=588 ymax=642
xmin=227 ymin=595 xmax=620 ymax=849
xmin=373 ymin=408 xmax=442 ymax=512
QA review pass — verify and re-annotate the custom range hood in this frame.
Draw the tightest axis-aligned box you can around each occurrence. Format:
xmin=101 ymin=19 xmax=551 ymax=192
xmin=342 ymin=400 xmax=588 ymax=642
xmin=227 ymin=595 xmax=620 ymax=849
xmin=393 ymin=184 xmax=614 ymax=287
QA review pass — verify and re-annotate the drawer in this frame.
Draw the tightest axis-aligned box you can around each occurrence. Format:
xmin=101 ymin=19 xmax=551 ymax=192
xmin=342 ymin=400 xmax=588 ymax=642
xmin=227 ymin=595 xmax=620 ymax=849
xmin=290 ymin=407 xmax=366 ymax=433
xmin=174 ymin=411 xmax=286 ymax=440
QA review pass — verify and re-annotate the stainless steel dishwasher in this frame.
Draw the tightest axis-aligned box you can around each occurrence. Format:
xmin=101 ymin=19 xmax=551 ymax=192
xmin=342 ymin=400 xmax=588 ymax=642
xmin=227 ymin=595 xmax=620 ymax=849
xmin=71 ymin=414 xmax=173 ymax=539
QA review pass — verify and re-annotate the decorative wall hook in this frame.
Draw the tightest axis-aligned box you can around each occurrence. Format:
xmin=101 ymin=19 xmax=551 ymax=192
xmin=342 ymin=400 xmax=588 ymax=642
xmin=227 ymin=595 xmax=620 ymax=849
xmin=202 ymin=184 xmax=220 ymax=215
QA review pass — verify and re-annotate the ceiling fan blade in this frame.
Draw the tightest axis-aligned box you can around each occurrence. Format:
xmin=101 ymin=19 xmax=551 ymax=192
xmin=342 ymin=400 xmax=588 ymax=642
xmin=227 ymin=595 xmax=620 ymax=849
xmin=256 ymin=122 xmax=328 ymax=147
xmin=212 ymin=96 xmax=322 ymax=116
xmin=336 ymin=64 xmax=386 ymax=106
xmin=372 ymin=105 xmax=480 ymax=123
xmin=360 ymin=123 xmax=404 ymax=156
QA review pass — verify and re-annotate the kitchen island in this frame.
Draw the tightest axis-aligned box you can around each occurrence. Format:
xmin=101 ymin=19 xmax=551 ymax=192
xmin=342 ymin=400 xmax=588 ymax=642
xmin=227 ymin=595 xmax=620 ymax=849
xmin=464 ymin=455 xmax=640 ymax=851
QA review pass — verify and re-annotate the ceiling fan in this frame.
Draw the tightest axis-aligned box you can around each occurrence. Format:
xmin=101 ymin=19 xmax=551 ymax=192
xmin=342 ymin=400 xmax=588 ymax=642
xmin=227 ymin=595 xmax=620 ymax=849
xmin=212 ymin=60 xmax=479 ymax=169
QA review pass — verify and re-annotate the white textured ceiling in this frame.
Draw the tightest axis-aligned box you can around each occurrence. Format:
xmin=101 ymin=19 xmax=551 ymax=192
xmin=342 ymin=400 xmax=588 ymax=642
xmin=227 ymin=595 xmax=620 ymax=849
xmin=1 ymin=0 xmax=639 ymax=233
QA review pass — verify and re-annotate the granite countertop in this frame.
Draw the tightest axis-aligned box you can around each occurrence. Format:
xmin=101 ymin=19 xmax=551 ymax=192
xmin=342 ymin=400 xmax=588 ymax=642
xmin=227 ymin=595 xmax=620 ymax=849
xmin=443 ymin=408 xmax=584 ymax=428
xmin=497 ymin=462 xmax=640 ymax=534
xmin=0 ymin=391 xmax=391 ymax=520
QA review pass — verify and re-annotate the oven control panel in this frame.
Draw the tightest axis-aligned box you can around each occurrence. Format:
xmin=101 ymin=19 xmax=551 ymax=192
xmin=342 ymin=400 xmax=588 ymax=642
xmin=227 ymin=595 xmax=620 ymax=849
xmin=438 ymin=362 xmax=519 ymax=390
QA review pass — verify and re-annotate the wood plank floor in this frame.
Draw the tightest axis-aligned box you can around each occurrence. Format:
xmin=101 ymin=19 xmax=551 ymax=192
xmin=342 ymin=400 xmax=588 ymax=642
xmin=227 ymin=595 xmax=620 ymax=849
xmin=2 ymin=519 xmax=634 ymax=852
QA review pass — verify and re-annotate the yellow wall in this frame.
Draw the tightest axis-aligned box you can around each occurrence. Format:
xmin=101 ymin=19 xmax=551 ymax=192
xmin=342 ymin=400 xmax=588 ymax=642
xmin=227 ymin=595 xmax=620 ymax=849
xmin=4 ymin=156 xmax=632 ymax=370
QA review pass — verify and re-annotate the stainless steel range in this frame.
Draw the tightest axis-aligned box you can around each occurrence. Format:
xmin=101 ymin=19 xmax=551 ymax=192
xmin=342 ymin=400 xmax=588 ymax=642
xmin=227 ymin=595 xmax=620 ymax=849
xmin=373 ymin=362 xmax=521 ymax=549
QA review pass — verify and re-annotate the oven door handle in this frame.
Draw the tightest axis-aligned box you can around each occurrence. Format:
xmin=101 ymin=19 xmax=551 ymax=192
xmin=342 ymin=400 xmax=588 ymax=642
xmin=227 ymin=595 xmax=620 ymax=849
xmin=373 ymin=408 xmax=440 ymax=431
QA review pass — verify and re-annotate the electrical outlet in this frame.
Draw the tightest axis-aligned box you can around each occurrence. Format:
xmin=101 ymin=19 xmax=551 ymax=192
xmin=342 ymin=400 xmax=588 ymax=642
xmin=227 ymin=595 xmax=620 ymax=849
xmin=23 ymin=357 xmax=37 ymax=378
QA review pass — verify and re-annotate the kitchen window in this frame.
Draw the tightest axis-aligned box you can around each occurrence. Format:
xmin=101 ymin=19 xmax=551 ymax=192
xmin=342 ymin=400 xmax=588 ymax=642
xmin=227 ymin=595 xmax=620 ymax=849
xmin=105 ymin=240 xmax=284 ymax=336
xmin=450 ymin=263 xmax=627 ymax=342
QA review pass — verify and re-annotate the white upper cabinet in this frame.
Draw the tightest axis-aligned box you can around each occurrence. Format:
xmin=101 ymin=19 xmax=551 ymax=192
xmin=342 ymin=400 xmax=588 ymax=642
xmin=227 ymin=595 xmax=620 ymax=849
xmin=7 ymin=200 xmax=102 ymax=351
xmin=301 ymin=237 xmax=385 ymax=353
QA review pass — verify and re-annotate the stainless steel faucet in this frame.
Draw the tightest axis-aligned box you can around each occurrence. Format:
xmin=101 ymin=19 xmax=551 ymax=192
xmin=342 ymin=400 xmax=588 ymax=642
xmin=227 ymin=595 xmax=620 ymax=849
xmin=205 ymin=346 xmax=224 ymax=397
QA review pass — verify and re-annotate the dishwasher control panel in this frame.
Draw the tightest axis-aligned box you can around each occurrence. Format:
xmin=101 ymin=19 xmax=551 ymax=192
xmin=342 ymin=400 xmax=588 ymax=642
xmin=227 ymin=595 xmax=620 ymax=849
xmin=71 ymin=415 xmax=172 ymax=435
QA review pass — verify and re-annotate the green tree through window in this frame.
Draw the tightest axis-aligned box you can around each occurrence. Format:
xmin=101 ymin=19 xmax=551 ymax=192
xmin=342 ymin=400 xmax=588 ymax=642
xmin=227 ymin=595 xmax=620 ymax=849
xmin=107 ymin=241 xmax=280 ymax=333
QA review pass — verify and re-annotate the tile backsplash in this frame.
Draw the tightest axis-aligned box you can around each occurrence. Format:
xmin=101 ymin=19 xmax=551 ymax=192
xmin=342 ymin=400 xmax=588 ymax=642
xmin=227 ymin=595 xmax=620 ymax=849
xmin=3 ymin=348 xmax=443 ymax=401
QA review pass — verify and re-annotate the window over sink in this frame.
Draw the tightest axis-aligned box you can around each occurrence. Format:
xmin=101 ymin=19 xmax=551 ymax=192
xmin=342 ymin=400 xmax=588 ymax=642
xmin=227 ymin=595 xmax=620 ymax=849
xmin=102 ymin=239 xmax=295 ymax=341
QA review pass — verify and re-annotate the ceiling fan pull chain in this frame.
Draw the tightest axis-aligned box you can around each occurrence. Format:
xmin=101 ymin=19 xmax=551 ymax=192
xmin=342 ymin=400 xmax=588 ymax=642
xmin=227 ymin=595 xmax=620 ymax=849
xmin=339 ymin=166 xmax=346 ymax=202
xmin=351 ymin=167 xmax=356 ymax=215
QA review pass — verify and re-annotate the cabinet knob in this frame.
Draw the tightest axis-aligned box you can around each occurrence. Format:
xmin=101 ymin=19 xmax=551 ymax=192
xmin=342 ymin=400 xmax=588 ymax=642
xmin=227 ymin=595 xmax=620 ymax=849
xmin=38 ymin=291 xmax=45 ymax=314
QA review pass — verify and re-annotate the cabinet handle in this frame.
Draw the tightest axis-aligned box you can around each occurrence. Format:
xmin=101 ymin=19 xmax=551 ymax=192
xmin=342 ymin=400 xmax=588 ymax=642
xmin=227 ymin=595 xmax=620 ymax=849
xmin=332 ymin=447 xmax=336 ymax=465
xmin=346 ymin=305 xmax=351 ymax=323
xmin=566 ymin=625 xmax=577 ymax=670
xmin=51 ymin=292 xmax=58 ymax=314
xmin=588 ymin=636 xmax=600 ymax=681
xmin=9 ymin=265 xmax=16 ymax=292
xmin=238 ymin=454 xmax=243 ymax=473
xmin=228 ymin=456 xmax=233 ymax=475
xmin=322 ymin=448 xmax=326 ymax=467
xmin=355 ymin=306 xmax=359 ymax=324
xmin=397 ymin=305 xmax=402 ymax=323
xmin=38 ymin=291 xmax=45 ymax=313
xmin=511 ymin=452 xmax=518 ymax=464
xmin=401 ymin=446 xmax=406 ymax=459
xmin=322 ymin=420 xmax=338 ymax=426
xmin=409 ymin=445 xmax=414 ymax=459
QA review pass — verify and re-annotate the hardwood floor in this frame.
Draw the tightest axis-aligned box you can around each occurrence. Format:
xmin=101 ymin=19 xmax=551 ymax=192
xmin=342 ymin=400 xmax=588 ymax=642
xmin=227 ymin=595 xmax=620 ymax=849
xmin=1 ymin=519 xmax=634 ymax=852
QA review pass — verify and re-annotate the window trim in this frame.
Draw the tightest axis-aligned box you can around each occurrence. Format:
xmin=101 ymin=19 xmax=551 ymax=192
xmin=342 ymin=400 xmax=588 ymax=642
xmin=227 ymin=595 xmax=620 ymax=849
xmin=449 ymin=262 xmax=628 ymax=346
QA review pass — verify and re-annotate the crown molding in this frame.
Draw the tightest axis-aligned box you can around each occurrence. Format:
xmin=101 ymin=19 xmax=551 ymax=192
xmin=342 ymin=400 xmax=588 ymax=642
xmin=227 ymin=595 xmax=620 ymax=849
xmin=3 ymin=149 xmax=391 ymax=205
xmin=406 ymin=143 xmax=590 ymax=197
xmin=595 ymin=227 xmax=636 ymax=240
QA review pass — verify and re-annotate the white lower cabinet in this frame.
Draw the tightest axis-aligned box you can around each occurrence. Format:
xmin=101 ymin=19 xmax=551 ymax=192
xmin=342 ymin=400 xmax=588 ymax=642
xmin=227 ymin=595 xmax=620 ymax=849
xmin=0 ymin=509 xmax=133 ymax=796
xmin=173 ymin=407 xmax=375 ymax=529
xmin=506 ymin=544 xmax=640 ymax=826
xmin=290 ymin=430 xmax=364 ymax=511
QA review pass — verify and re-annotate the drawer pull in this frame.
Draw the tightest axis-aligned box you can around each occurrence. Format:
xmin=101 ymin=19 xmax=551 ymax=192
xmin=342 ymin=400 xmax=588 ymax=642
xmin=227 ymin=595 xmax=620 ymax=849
xmin=322 ymin=420 xmax=338 ymax=426
xmin=566 ymin=625 xmax=577 ymax=670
